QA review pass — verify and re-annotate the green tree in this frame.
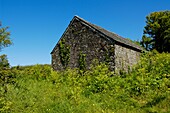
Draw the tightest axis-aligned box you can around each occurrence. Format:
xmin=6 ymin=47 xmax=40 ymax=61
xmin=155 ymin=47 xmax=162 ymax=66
xmin=0 ymin=54 xmax=9 ymax=69
xmin=0 ymin=22 xmax=12 ymax=68
xmin=140 ymin=35 xmax=152 ymax=51
xmin=141 ymin=11 xmax=170 ymax=52
xmin=0 ymin=22 xmax=12 ymax=112
xmin=0 ymin=22 xmax=12 ymax=51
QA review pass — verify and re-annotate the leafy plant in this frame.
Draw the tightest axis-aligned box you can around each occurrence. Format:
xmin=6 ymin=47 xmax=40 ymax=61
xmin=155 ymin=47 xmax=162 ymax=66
xmin=59 ymin=39 xmax=70 ymax=69
xmin=0 ymin=54 xmax=10 ymax=70
xmin=78 ymin=51 xmax=86 ymax=73
xmin=1 ymin=52 xmax=170 ymax=113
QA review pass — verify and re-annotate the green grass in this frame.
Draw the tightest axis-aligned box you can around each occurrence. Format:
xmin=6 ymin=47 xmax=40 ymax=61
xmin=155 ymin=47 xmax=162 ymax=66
xmin=0 ymin=52 xmax=170 ymax=113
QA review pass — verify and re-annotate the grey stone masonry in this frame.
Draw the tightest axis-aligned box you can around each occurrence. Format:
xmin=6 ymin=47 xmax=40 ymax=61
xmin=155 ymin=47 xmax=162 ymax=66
xmin=51 ymin=16 xmax=143 ymax=72
xmin=114 ymin=44 xmax=140 ymax=72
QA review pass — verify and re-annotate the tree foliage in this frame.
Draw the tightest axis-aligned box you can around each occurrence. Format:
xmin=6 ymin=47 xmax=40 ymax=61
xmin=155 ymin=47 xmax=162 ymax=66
xmin=0 ymin=54 xmax=10 ymax=69
xmin=0 ymin=23 xmax=12 ymax=51
xmin=0 ymin=22 xmax=12 ymax=69
xmin=141 ymin=11 xmax=170 ymax=52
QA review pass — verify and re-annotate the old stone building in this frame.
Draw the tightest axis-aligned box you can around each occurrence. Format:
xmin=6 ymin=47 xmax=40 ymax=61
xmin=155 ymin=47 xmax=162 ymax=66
xmin=51 ymin=16 xmax=143 ymax=72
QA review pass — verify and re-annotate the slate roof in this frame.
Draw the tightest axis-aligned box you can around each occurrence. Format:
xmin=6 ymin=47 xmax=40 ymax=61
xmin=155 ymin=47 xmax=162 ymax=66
xmin=51 ymin=16 xmax=143 ymax=54
xmin=73 ymin=16 xmax=143 ymax=51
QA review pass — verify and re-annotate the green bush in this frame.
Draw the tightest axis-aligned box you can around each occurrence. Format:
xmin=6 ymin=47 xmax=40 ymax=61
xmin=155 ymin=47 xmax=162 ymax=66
xmin=1 ymin=52 xmax=170 ymax=113
xmin=0 ymin=54 xmax=10 ymax=69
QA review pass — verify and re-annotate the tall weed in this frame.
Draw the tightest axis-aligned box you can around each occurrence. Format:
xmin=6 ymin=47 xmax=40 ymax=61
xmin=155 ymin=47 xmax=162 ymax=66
xmin=1 ymin=52 xmax=170 ymax=113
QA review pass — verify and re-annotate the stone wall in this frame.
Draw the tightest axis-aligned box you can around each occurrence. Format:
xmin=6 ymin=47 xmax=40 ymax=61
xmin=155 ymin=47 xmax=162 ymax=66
xmin=51 ymin=19 xmax=115 ymax=71
xmin=114 ymin=44 xmax=140 ymax=72
xmin=51 ymin=18 xmax=141 ymax=72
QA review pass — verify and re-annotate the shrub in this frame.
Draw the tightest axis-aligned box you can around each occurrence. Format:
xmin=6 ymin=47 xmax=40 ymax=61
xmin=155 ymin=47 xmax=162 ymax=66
xmin=1 ymin=52 xmax=170 ymax=112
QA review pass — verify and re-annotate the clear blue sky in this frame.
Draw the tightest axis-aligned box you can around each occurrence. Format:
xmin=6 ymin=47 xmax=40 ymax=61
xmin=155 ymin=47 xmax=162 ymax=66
xmin=0 ymin=0 xmax=170 ymax=66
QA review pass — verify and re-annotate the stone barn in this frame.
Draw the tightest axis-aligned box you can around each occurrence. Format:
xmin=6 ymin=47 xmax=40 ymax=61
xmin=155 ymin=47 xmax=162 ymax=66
xmin=51 ymin=16 xmax=143 ymax=72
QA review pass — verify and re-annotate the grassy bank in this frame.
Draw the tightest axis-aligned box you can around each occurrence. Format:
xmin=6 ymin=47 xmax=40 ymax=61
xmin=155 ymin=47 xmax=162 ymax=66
xmin=0 ymin=52 xmax=170 ymax=113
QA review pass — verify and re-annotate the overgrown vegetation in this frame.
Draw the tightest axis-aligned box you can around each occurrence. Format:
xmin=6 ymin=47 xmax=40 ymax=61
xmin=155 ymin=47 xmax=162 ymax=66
xmin=78 ymin=51 xmax=86 ymax=73
xmin=59 ymin=39 xmax=70 ymax=69
xmin=0 ymin=52 xmax=170 ymax=113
